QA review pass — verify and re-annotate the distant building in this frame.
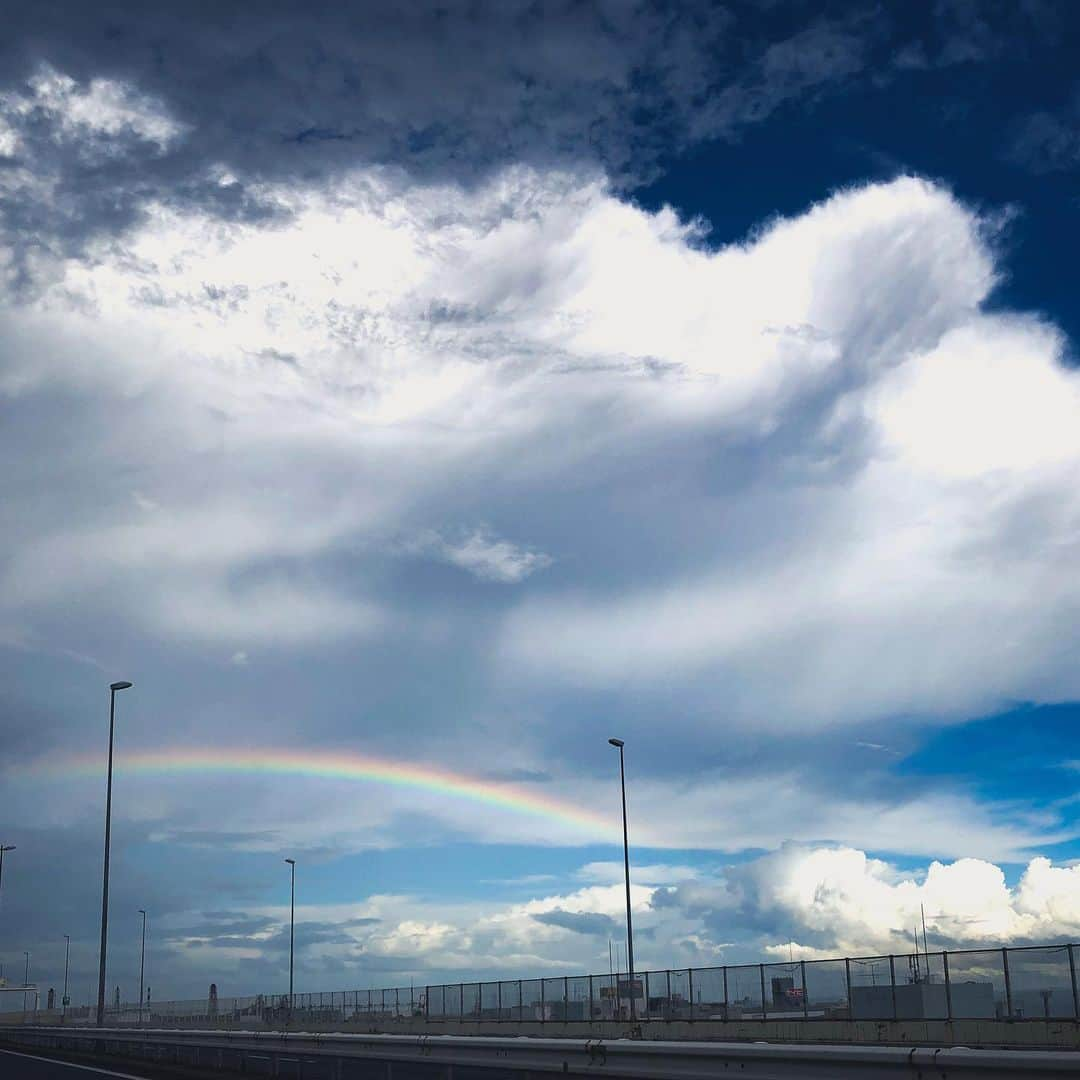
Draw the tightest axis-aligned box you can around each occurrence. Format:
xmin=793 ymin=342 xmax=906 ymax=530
xmin=851 ymin=981 xmax=995 ymax=1019
xmin=770 ymin=976 xmax=804 ymax=1009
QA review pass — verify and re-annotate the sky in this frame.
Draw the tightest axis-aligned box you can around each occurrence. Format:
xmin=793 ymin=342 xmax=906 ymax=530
xmin=2 ymin=0 xmax=1080 ymax=1008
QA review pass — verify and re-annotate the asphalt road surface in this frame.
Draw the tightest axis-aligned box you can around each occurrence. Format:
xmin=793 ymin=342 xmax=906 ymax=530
xmin=0 ymin=1048 xmax=183 ymax=1079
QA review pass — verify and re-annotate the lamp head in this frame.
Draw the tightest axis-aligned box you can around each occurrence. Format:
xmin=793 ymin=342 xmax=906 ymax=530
xmin=284 ymin=858 xmax=295 ymax=865
xmin=139 ymin=909 xmax=146 ymax=916
xmin=110 ymin=681 xmax=133 ymax=692
xmin=0 ymin=845 xmax=15 ymax=852
xmin=608 ymin=738 xmax=624 ymax=748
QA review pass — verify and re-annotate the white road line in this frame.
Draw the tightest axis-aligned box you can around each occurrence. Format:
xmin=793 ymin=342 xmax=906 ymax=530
xmin=0 ymin=1047 xmax=153 ymax=1078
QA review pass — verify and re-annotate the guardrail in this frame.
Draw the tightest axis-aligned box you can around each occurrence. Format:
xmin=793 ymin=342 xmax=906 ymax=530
xmin=4 ymin=1026 xmax=1080 ymax=1078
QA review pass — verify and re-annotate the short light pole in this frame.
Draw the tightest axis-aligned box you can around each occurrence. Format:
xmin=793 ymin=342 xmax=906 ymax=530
xmin=62 ymin=934 xmax=70 ymax=1021
xmin=138 ymin=910 xmax=147 ymax=1026
xmin=23 ymin=950 xmax=30 ymax=1019
xmin=608 ymin=738 xmax=636 ymax=1021
xmin=284 ymin=858 xmax=296 ymax=1012
xmin=97 ymin=679 xmax=133 ymax=1027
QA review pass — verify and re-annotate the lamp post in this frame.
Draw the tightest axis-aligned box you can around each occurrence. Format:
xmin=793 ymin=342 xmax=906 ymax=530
xmin=62 ymin=935 xmax=70 ymax=1021
xmin=0 ymin=844 xmax=15 ymax=913
xmin=23 ymin=950 xmax=30 ymax=1019
xmin=608 ymin=738 xmax=636 ymax=1021
xmin=284 ymin=859 xmax=296 ymax=1010
xmin=97 ymin=679 xmax=133 ymax=1027
xmin=138 ymin=910 xmax=147 ymax=1026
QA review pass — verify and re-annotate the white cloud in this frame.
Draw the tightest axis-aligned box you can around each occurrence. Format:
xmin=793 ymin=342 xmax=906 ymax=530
xmin=409 ymin=527 xmax=553 ymax=583
xmin=662 ymin=844 xmax=1080 ymax=959
xmin=1 ymin=63 xmax=184 ymax=153
xmin=2 ymin=164 xmax=1080 ymax=874
xmin=147 ymin=847 xmax=1080 ymax=997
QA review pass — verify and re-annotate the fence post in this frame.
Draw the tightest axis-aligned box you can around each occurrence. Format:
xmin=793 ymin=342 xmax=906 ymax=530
xmin=759 ymin=965 xmax=767 ymax=1019
xmin=1070 ymin=946 xmax=1079 ymax=1022
xmin=943 ymin=952 xmax=953 ymax=1020
xmin=588 ymin=975 xmax=593 ymax=1022
xmin=644 ymin=972 xmax=650 ymax=1020
xmin=666 ymin=970 xmax=672 ymax=1020
xmin=425 ymin=987 xmax=430 ymax=1022
xmin=1003 ymin=948 xmax=1013 ymax=1019
xmin=722 ymin=967 xmax=728 ymax=1021
xmin=395 ymin=987 xmax=400 ymax=1019
xmin=564 ymin=976 xmax=569 ymax=1023
xmin=518 ymin=980 xmax=523 ymax=1020
xmin=459 ymin=984 xmax=464 ymax=1022
xmin=688 ymin=969 xmax=694 ymax=1021
xmin=801 ymin=960 xmax=808 ymax=1020
xmin=540 ymin=978 xmax=545 ymax=1024
xmin=498 ymin=980 xmax=502 ymax=1021
xmin=844 ymin=958 xmax=852 ymax=1018
xmin=889 ymin=956 xmax=897 ymax=1021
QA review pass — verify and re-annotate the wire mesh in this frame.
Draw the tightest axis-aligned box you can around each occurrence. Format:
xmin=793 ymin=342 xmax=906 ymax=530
xmin=10 ymin=942 xmax=1079 ymax=1030
xmin=1006 ymin=945 xmax=1076 ymax=1018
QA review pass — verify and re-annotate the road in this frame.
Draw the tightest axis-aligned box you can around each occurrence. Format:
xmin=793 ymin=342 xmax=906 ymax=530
xmin=0 ymin=1048 xmax=178 ymax=1079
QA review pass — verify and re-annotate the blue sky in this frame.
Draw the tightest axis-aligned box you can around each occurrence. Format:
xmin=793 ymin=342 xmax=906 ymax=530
xmin=2 ymin=0 xmax=1080 ymax=1007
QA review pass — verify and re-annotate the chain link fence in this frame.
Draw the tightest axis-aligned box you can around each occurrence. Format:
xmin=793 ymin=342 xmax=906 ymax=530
xmin=6 ymin=942 xmax=1079 ymax=1028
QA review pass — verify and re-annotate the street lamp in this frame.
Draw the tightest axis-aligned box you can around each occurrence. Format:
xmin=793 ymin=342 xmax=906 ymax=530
xmin=97 ymin=679 xmax=133 ymax=1027
xmin=0 ymin=844 xmax=15 ymax=912
xmin=284 ymin=859 xmax=296 ymax=1009
xmin=138 ymin=910 xmax=147 ymax=1026
xmin=608 ymin=737 xmax=636 ymax=1021
xmin=62 ymin=935 xmax=70 ymax=1022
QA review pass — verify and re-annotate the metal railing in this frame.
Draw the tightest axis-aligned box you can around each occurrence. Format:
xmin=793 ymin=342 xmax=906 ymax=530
xmin=6 ymin=942 xmax=1080 ymax=1028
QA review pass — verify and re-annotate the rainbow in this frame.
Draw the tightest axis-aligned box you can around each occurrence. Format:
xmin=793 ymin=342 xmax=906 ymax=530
xmin=30 ymin=747 xmax=615 ymax=836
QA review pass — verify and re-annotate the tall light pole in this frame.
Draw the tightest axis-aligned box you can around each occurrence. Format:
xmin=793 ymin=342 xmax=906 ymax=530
xmin=138 ymin=910 xmax=147 ymax=1026
xmin=0 ymin=844 xmax=15 ymax=913
xmin=62 ymin=935 xmax=70 ymax=1022
xmin=284 ymin=859 xmax=296 ymax=1009
xmin=97 ymin=679 xmax=133 ymax=1027
xmin=608 ymin=738 xmax=635 ymax=1021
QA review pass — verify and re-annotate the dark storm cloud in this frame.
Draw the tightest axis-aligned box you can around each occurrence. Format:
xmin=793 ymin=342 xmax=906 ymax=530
xmin=533 ymin=908 xmax=617 ymax=936
xmin=0 ymin=0 xmax=905 ymax=284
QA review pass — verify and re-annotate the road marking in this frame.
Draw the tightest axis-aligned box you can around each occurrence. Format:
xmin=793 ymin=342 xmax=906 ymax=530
xmin=0 ymin=1047 xmax=153 ymax=1078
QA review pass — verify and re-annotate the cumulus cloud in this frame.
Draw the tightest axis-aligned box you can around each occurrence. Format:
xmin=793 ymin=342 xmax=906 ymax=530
xmin=2 ymin=166 xmax=1080 ymax=816
xmin=659 ymin=844 xmax=1080 ymax=959
xmin=138 ymin=848 xmax=1080 ymax=998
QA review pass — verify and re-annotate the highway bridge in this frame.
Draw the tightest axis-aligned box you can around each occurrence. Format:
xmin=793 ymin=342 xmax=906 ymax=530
xmin=3 ymin=1026 xmax=1080 ymax=1079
